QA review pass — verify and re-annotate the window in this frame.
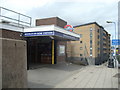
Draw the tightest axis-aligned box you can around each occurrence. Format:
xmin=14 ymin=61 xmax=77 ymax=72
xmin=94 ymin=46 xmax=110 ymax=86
xmin=90 ymin=54 xmax=92 ymax=56
xmin=90 ymin=34 xmax=92 ymax=37
xmin=97 ymin=29 xmax=99 ymax=33
xmin=90 ymin=49 xmax=92 ymax=56
xmin=81 ymin=58 xmax=83 ymax=61
xmin=90 ymin=40 xmax=92 ymax=44
xmin=97 ymin=41 xmax=99 ymax=45
xmin=90 ymin=28 xmax=92 ymax=43
xmin=80 ymin=41 xmax=82 ymax=43
xmin=80 ymin=34 xmax=82 ymax=38
xmin=80 ymin=47 xmax=83 ymax=50
xmin=90 ymin=44 xmax=92 ymax=47
xmin=90 ymin=27 xmax=92 ymax=31
xmin=98 ymin=35 xmax=99 ymax=39
xmin=98 ymin=48 xmax=100 ymax=51
xmin=90 ymin=27 xmax=93 ymax=57
xmin=98 ymin=54 xmax=99 ymax=56
xmin=80 ymin=54 xmax=83 ymax=56
xmin=90 ymin=47 xmax=92 ymax=50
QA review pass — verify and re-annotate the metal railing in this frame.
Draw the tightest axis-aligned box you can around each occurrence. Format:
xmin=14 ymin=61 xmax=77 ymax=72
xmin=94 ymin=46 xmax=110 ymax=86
xmin=0 ymin=7 xmax=32 ymax=27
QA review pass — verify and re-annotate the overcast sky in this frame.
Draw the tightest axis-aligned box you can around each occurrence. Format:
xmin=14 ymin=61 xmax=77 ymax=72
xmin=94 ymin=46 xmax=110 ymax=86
xmin=0 ymin=0 xmax=119 ymax=39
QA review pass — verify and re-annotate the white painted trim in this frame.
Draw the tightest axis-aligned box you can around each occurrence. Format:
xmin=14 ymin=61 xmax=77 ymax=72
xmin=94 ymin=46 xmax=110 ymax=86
xmin=0 ymin=23 xmax=24 ymax=32
xmin=0 ymin=23 xmax=80 ymax=39
xmin=24 ymin=25 xmax=80 ymax=38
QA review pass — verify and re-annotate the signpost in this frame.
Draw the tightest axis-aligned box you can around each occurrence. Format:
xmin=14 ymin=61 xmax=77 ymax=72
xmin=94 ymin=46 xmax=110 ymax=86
xmin=112 ymin=39 xmax=120 ymax=60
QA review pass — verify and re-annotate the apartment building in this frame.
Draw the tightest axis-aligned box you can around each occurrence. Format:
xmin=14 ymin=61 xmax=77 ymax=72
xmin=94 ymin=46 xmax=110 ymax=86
xmin=102 ymin=30 xmax=111 ymax=62
xmin=67 ymin=22 xmax=111 ymax=65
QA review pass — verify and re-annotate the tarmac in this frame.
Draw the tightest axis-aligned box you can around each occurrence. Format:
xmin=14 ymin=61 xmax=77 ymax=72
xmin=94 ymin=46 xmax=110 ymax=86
xmin=28 ymin=62 xmax=118 ymax=88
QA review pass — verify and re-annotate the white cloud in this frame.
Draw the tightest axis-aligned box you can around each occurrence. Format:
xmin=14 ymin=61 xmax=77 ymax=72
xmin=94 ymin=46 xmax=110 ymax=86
xmin=0 ymin=0 xmax=55 ymax=13
xmin=54 ymin=0 xmax=119 ymax=3
xmin=0 ymin=0 xmax=119 ymax=38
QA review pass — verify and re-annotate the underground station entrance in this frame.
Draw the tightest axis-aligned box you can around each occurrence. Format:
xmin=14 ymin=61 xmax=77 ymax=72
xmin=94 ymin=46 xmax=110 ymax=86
xmin=27 ymin=37 xmax=54 ymax=65
xmin=23 ymin=25 xmax=80 ymax=70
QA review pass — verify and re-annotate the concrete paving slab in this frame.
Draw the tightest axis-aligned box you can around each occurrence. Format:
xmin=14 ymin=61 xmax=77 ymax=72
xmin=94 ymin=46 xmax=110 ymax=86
xmin=85 ymin=66 xmax=102 ymax=88
xmin=28 ymin=62 xmax=84 ymax=88
xmin=55 ymin=65 xmax=118 ymax=88
xmin=28 ymin=62 xmax=118 ymax=88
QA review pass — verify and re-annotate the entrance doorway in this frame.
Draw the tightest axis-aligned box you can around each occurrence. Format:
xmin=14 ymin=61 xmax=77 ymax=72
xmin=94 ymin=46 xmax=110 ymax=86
xmin=26 ymin=37 xmax=53 ymax=69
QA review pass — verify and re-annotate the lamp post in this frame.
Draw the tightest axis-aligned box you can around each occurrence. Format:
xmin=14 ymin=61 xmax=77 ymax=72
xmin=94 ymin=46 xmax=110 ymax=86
xmin=106 ymin=21 xmax=116 ymax=40
xmin=106 ymin=21 xmax=117 ymax=67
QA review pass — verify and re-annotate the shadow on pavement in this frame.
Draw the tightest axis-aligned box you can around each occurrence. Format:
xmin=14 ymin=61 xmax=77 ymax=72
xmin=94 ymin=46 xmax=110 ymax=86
xmin=45 ymin=62 xmax=85 ymax=72
xmin=29 ymin=62 xmax=85 ymax=72
xmin=28 ymin=81 xmax=53 ymax=88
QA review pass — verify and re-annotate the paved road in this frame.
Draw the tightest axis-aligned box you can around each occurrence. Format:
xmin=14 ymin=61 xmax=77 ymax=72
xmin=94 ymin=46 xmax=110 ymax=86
xmin=28 ymin=62 xmax=118 ymax=88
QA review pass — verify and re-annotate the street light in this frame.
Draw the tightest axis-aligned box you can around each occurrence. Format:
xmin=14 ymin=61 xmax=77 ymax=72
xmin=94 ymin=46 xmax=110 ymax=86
xmin=106 ymin=21 xmax=113 ymax=23
xmin=106 ymin=21 xmax=117 ymax=67
xmin=106 ymin=21 xmax=116 ymax=40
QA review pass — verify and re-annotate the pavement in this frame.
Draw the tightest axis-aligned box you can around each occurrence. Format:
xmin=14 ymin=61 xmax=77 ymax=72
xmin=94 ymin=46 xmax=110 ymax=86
xmin=28 ymin=62 xmax=118 ymax=88
xmin=28 ymin=62 xmax=84 ymax=88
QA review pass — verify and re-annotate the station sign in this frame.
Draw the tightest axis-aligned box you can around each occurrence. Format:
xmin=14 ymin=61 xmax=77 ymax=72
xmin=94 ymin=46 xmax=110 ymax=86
xmin=112 ymin=39 xmax=120 ymax=45
xmin=23 ymin=31 xmax=79 ymax=41
xmin=24 ymin=31 xmax=54 ymax=36
xmin=64 ymin=25 xmax=74 ymax=32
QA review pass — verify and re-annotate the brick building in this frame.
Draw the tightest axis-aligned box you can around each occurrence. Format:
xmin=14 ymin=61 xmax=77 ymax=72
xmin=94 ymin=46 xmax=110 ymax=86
xmin=66 ymin=22 xmax=111 ymax=65
xmin=0 ymin=7 xmax=80 ymax=88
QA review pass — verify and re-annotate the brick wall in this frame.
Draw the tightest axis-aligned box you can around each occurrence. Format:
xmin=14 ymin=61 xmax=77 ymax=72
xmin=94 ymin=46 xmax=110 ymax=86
xmin=36 ymin=17 xmax=67 ymax=28
xmin=1 ymin=29 xmax=23 ymax=40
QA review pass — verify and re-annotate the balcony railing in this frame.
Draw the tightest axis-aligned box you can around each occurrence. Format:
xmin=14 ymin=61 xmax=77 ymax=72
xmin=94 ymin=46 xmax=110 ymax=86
xmin=0 ymin=7 xmax=32 ymax=27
